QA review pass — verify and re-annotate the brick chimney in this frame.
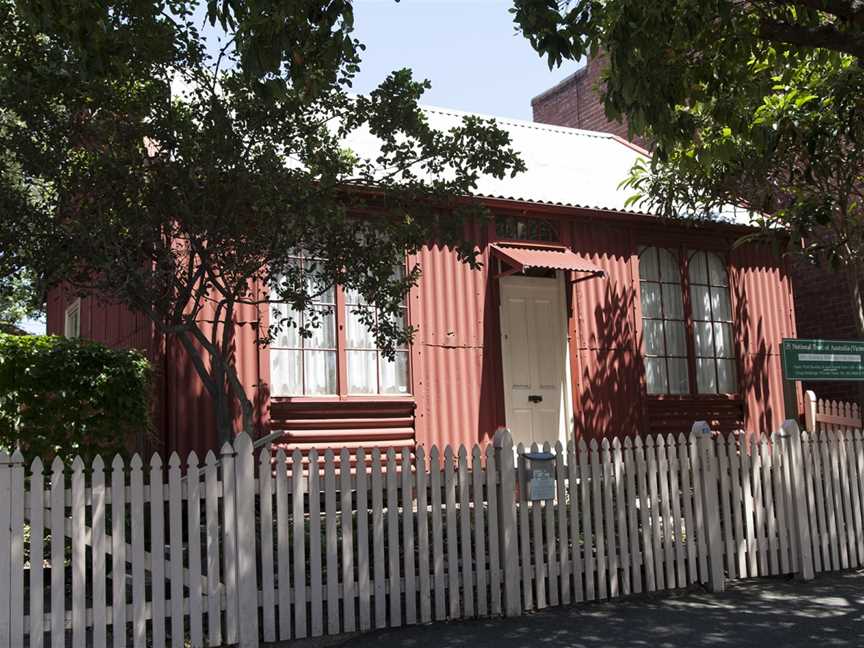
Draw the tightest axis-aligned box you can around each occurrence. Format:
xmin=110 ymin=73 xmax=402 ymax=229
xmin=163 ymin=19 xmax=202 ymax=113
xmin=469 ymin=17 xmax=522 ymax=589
xmin=531 ymin=52 xmax=649 ymax=150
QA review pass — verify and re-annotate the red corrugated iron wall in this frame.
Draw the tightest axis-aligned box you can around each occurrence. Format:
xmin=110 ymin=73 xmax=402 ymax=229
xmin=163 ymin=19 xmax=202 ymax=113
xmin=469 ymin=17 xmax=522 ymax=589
xmin=566 ymin=219 xmax=644 ymax=439
xmin=159 ymin=222 xmax=800 ymax=452
xmin=730 ymin=243 xmax=800 ymax=434
xmin=163 ymin=297 xmax=265 ymax=458
xmin=411 ymin=221 xmax=505 ymax=449
xmin=46 ymin=287 xmax=154 ymax=352
xmin=562 ymin=218 xmax=794 ymax=440
xmin=45 ymin=213 xmax=800 ymax=456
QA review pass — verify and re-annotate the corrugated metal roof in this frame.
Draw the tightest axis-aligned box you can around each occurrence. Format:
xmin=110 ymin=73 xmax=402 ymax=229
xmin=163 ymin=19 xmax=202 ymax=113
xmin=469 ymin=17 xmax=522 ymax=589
xmin=491 ymin=243 xmax=606 ymax=276
xmin=343 ymin=105 xmax=652 ymax=214
xmin=344 ymin=105 xmax=756 ymax=226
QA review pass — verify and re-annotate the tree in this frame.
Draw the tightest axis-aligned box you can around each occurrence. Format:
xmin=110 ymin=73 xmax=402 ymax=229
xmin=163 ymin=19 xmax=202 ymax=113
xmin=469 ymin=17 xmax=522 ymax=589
xmin=512 ymin=1 xmax=864 ymax=337
xmin=0 ymin=0 xmax=525 ymax=445
xmin=0 ymin=146 xmax=46 ymax=334
xmin=0 ymin=274 xmax=40 ymax=335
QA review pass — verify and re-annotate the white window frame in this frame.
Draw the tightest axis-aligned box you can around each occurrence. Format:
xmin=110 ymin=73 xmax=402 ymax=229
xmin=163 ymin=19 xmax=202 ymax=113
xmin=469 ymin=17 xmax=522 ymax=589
xmin=268 ymin=259 xmax=412 ymax=398
xmin=64 ymin=298 xmax=81 ymax=338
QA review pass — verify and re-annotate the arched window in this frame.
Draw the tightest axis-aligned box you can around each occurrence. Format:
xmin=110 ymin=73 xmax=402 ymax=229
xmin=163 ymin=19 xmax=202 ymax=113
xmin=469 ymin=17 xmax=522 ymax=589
xmin=638 ymin=246 xmax=738 ymax=396
xmin=688 ymin=250 xmax=737 ymax=394
xmin=638 ymin=246 xmax=690 ymax=394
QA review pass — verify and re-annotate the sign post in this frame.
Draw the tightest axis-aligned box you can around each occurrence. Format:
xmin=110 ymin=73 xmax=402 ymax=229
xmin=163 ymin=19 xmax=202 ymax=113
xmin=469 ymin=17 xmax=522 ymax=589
xmin=780 ymin=338 xmax=864 ymax=419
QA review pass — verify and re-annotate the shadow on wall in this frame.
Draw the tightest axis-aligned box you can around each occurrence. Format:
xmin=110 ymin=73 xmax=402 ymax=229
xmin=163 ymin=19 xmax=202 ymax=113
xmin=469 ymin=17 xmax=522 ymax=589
xmin=165 ymin=333 xmax=217 ymax=459
xmin=578 ymin=279 xmax=641 ymax=439
xmin=165 ymin=329 xmax=264 ymax=459
xmin=476 ymin=255 xmax=506 ymax=444
xmin=733 ymin=273 xmax=772 ymax=435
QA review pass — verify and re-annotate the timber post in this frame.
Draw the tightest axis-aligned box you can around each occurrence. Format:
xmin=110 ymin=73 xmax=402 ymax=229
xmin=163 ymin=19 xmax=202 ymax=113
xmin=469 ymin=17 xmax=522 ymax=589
xmin=693 ymin=421 xmax=725 ymax=592
xmin=781 ymin=419 xmax=815 ymax=581
xmin=493 ymin=427 xmax=521 ymax=617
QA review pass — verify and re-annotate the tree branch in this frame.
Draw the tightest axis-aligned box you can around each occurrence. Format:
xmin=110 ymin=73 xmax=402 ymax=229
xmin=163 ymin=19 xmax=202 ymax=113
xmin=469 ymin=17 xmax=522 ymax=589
xmin=171 ymin=329 xmax=220 ymax=400
xmin=759 ymin=18 xmax=864 ymax=57
xmin=774 ymin=0 xmax=864 ymax=23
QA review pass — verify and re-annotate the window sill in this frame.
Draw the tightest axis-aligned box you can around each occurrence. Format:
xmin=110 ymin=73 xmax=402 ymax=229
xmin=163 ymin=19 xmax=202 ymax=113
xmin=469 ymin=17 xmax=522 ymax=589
xmin=646 ymin=393 xmax=741 ymax=401
xmin=270 ymin=394 xmax=415 ymax=404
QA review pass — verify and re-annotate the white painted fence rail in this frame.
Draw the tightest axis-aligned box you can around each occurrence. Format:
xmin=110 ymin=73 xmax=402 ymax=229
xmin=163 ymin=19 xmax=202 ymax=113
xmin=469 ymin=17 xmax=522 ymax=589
xmin=1 ymin=420 xmax=863 ymax=647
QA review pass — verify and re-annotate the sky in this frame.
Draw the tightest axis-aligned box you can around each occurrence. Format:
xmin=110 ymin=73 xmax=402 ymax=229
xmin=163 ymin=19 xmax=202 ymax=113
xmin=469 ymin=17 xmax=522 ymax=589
xmin=350 ymin=0 xmax=577 ymax=120
xmin=19 ymin=0 xmax=576 ymax=335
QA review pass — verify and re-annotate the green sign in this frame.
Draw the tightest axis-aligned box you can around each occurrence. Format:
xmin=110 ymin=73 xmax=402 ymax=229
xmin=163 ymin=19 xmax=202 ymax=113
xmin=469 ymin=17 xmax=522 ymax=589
xmin=781 ymin=338 xmax=864 ymax=381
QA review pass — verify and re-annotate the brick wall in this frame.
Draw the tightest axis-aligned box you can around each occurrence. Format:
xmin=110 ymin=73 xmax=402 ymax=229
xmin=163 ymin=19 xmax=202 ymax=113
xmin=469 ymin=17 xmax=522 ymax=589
xmin=531 ymin=53 xmax=649 ymax=149
xmin=789 ymin=259 xmax=862 ymax=403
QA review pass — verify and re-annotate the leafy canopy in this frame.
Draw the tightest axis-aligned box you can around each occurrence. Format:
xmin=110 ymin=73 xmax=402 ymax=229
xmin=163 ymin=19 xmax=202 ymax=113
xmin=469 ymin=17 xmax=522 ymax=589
xmin=512 ymin=1 xmax=864 ymax=279
xmin=0 ymin=1 xmax=525 ymax=442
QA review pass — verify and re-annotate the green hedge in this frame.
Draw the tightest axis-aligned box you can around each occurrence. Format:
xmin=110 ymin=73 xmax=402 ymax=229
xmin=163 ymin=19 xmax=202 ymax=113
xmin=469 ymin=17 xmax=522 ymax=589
xmin=0 ymin=334 xmax=152 ymax=463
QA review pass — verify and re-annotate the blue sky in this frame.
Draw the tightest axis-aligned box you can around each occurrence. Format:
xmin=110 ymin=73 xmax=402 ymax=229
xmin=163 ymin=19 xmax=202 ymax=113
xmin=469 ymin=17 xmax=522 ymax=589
xmin=351 ymin=0 xmax=577 ymax=120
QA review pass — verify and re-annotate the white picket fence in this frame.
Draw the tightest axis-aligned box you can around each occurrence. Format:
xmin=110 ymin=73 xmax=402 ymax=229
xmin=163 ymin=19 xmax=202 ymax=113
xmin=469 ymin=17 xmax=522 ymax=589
xmin=804 ymin=389 xmax=862 ymax=434
xmin=2 ymin=419 xmax=864 ymax=647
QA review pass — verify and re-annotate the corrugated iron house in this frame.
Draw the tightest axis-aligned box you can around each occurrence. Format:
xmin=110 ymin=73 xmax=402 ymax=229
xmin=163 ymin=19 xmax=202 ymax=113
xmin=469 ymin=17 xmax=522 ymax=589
xmin=47 ymin=107 xmax=800 ymax=457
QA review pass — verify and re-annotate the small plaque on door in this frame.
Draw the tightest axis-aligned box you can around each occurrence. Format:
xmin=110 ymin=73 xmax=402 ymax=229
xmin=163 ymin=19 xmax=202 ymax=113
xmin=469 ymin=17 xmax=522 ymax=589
xmin=523 ymin=451 xmax=556 ymax=501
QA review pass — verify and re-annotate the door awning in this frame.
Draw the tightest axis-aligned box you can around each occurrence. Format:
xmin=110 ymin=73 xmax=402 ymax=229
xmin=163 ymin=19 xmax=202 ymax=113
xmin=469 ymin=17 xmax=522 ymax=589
xmin=491 ymin=243 xmax=606 ymax=277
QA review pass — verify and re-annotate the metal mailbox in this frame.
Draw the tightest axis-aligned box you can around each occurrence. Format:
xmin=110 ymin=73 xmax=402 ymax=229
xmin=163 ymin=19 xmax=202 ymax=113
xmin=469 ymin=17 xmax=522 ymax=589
xmin=522 ymin=451 xmax=556 ymax=501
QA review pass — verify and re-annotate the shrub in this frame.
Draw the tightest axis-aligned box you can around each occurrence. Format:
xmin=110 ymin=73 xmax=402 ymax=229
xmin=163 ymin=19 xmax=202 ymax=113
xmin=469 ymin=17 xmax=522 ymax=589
xmin=0 ymin=334 xmax=152 ymax=463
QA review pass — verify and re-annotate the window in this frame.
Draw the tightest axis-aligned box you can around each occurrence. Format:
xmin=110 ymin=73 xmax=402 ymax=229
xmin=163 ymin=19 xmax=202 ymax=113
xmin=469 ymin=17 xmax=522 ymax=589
xmin=269 ymin=256 xmax=411 ymax=397
xmin=638 ymin=247 xmax=689 ymax=394
xmin=688 ymin=250 xmax=737 ymax=394
xmin=638 ymin=247 xmax=737 ymax=396
xmin=64 ymin=299 xmax=81 ymax=338
xmin=269 ymin=254 xmax=337 ymax=396
xmin=345 ymin=283 xmax=410 ymax=395
xmin=495 ymin=215 xmax=558 ymax=242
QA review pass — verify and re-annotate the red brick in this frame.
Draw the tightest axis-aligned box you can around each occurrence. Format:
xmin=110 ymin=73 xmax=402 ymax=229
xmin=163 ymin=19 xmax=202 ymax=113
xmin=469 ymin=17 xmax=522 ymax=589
xmin=531 ymin=53 xmax=649 ymax=149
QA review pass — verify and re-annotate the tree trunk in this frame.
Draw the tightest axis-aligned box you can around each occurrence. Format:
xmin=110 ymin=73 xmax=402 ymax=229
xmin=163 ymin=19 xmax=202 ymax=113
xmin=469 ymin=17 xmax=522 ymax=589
xmin=210 ymin=350 xmax=255 ymax=447
xmin=227 ymin=361 xmax=255 ymax=438
xmin=211 ymin=358 xmax=234 ymax=447
xmin=172 ymin=325 xmax=255 ymax=450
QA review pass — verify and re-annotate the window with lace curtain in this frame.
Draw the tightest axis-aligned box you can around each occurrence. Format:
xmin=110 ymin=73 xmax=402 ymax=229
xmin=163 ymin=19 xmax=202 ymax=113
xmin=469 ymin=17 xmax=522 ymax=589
xmin=345 ymin=280 xmax=410 ymax=395
xmin=688 ymin=250 xmax=737 ymax=394
xmin=638 ymin=246 xmax=738 ymax=396
xmin=269 ymin=253 xmax=338 ymax=396
xmin=268 ymin=253 xmax=411 ymax=397
xmin=639 ymin=247 xmax=690 ymax=394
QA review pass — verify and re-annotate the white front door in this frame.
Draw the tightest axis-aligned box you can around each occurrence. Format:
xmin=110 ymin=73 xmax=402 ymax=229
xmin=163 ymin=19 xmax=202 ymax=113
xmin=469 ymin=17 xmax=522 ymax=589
xmin=499 ymin=275 xmax=571 ymax=447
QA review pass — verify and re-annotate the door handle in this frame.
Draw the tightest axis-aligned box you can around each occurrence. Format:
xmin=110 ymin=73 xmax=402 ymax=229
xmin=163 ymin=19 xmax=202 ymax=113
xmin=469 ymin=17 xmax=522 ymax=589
xmin=528 ymin=394 xmax=543 ymax=403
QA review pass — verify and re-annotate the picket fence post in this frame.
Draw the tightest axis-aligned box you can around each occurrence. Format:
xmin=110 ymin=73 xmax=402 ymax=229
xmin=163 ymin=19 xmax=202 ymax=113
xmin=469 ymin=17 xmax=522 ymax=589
xmin=0 ymin=451 xmax=11 ymax=648
xmin=493 ymin=428 xmax=521 ymax=617
xmin=234 ymin=433 xmax=261 ymax=647
xmin=804 ymin=390 xmax=817 ymax=433
xmin=782 ymin=419 xmax=815 ymax=581
xmin=693 ymin=421 xmax=725 ymax=592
